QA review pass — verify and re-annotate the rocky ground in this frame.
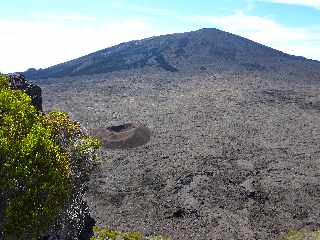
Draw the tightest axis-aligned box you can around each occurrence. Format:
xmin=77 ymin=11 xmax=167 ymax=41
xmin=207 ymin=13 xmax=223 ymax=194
xmin=36 ymin=68 xmax=320 ymax=240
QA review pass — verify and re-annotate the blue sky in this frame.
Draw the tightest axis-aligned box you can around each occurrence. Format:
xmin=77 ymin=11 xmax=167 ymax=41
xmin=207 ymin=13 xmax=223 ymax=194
xmin=0 ymin=0 xmax=320 ymax=72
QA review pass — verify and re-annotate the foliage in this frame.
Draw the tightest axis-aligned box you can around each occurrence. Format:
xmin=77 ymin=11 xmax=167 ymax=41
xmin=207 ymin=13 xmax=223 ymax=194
xmin=0 ymin=73 xmax=9 ymax=89
xmin=91 ymin=226 xmax=143 ymax=240
xmin=77 ymin=135 xmax=102 ymax=154
xmin=0 ymin=74 xmax=101 ymax=239
xmin=279 ymin=229 xmax=320 ymax=240
xmin=91 ymin=225 xmax=171 ymax=240
xmin=45 ymin=111 xmax=81 ymax=138
xmin=146 ymin=236 xmax=172 ymax=240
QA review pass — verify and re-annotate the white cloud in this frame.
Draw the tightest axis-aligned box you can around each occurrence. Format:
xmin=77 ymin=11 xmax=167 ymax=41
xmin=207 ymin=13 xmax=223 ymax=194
xmin=122 ymin=4 xmax=174 ymax=15
xmin=256 ymin=0 xmax=320 ymax=10
xmin=110 ymin=0 xmax=175 ymax=15
xmin=181 ymin=11 xmax=320 ymax=61
xmin=31 ymin=12 xmax=97 ymax=22
xmin=0 ymin=18 xmax=165 ymax=73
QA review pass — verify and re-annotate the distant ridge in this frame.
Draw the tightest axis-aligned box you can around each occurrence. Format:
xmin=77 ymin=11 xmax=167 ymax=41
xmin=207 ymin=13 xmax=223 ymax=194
xmin=24 ymin=28 xmax=318 ymax=80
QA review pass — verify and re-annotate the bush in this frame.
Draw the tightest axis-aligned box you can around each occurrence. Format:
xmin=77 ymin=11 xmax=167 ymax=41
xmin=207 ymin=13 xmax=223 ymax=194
xmin=91 ymin=226 xmax=143 ymax=240
xmin=279 ymin=229 xmax=320 ymax=240
xmin=91 ymin=225 xmax=172 ymax=240
xmin=0 ymin=74 xmax=101 ymax=239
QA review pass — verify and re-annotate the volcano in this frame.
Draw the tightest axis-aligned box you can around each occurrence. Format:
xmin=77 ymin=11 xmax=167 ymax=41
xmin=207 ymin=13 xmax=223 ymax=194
xmin=28 ymin=28 xmax=320 ymax=240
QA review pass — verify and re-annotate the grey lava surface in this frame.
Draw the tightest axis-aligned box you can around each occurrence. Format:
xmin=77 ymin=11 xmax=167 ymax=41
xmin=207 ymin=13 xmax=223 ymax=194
xmin=37 ymin=69 xmax=320 ymax=240
xmin=27 ymin=27 xmax=320 ymax=240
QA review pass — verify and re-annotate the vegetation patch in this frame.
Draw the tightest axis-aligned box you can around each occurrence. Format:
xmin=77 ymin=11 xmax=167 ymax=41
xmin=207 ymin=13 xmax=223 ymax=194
xmin=279 ymin=229 xmax=320 ymax=240
xmin=91 ymin=225 xmax=171 ymax=240
xmin=0 ymin=73 xmax=101 ymax=239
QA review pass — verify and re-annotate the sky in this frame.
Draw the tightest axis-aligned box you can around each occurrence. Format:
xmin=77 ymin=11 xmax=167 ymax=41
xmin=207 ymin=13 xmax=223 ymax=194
xmin=0 ymin=0 xmax=320 ymax=73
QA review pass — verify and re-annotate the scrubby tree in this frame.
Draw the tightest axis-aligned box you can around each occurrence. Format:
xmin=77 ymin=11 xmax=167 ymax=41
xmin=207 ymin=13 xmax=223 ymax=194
xmin=0 ymin=74 xmax=101 ymax=239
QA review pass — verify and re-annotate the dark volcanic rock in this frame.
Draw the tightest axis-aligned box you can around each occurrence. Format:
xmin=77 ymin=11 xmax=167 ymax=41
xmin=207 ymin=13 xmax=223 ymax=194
xmin=8 ymin=73 xmax=42 ymax=111
xmin=39 ymin=198 xmax=95 ymax=240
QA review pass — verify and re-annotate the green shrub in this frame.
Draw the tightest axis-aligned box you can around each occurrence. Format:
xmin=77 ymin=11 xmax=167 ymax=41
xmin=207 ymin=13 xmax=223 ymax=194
xmin=279 ymin=229 xmax=320 ymax=240
xmin=0 ymin=74 xmax=101 ymax=239
xmin=91 ymin=225 xmax=171 ymax=240
xmin=146 ymin=236 xmax=172 ymax=240
xmin=91 ymin=226 xmax=143 ymax=240
xmin=0 ymin=73 xmax=9 ymax=89
xmin=77 ymin=135 xmax=102 ymax=154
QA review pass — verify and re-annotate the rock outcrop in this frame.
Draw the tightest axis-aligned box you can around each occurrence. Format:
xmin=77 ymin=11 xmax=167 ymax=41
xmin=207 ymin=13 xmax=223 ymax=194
xmin=8 ymin=73 xmax=42 ymax=111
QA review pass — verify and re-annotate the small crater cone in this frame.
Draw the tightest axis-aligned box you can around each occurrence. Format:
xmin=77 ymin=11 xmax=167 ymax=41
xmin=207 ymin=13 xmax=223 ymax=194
xmin=90 ymin=122 xmax=151 ymax=149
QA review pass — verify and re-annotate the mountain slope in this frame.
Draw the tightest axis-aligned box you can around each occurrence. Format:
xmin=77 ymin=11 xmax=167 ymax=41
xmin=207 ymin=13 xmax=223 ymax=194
xmin=32 ymin=28 xmax=320 ymax=240
xmin=24 ymin=28 xmax=319 ymax=80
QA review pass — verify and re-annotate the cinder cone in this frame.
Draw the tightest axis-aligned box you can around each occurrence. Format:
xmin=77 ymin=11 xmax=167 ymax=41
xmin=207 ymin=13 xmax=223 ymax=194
xmin=89 ymin=122 xmax=151 ymax=149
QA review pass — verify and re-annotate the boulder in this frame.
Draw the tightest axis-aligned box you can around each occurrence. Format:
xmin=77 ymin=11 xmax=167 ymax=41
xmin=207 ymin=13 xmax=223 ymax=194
xmin=8 ymin=73 xmax=42 ymax=111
